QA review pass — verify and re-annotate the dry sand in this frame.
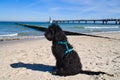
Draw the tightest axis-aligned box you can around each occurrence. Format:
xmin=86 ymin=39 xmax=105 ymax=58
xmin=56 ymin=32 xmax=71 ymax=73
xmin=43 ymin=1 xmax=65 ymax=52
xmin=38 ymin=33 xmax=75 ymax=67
xmin=0 ymin=33 xmax=120 ymax=80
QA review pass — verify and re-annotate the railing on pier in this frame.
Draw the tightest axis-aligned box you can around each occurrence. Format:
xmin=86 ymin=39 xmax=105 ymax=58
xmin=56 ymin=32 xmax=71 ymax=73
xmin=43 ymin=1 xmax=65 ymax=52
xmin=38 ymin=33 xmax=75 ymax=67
xmin=52 ymin=19 xmax=120 ymax=25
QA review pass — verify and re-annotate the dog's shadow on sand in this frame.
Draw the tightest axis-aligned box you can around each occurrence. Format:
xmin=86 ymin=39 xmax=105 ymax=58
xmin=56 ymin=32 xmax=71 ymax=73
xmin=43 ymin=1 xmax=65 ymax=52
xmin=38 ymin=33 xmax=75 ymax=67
xmin=10 ymin=62 xmax=114 ymax=76
xmin=10 ymin=62 xmax=54 ymax=73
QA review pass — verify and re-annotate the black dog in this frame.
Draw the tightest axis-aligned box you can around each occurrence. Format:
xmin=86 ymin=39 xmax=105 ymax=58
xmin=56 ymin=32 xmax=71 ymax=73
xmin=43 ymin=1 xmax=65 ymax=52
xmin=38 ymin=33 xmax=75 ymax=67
xmin=44 ymin=23 xmax=112 ymax=76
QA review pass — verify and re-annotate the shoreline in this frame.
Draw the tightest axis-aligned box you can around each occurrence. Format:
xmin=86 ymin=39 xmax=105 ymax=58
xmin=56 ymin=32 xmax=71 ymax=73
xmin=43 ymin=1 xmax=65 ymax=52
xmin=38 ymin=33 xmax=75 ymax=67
xmin=0 ymin=36 xmax=45 ymax=41
xmin=0 ymin=31 xmax=120 ymax=41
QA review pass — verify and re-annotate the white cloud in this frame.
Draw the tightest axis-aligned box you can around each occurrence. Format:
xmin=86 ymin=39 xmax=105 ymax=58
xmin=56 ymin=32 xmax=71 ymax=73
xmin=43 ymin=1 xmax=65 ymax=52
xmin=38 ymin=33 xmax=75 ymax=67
xmin=15 ymin=0 xmax=120 ymax=20
xmin=50 ymin=7 xmax=62 ymax=11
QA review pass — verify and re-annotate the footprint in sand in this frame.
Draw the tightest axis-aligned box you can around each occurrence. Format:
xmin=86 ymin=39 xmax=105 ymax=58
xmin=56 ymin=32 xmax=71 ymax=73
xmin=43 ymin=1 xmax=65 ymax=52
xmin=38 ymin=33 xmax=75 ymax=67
xmin=112 ymin=56 xmax=120 ymax=63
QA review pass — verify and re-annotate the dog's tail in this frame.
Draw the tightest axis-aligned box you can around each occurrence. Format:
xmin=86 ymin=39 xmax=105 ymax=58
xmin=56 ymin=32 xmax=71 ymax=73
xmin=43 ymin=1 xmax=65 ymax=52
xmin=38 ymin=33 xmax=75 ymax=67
xmin=80 ymin=70 xmax=113 ymax=76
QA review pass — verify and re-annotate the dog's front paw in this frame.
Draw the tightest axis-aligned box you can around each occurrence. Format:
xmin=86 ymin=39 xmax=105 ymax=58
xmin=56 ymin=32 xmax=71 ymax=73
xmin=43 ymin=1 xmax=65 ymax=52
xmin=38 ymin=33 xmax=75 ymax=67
xmin=52 ymin=71 xmax=57 ymax=75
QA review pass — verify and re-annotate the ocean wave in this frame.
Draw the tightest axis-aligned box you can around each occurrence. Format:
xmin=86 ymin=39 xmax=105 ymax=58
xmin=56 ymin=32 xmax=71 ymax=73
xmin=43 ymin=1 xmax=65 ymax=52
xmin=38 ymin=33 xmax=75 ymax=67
xmin=85 ymin=26 xmax=119 ymax=29
xmin=0 ymin=33 xmax=18 ymax=37
xmin=0 ymin=36 xmax=45 ymax=41
xmin=88 ymin=31 xmax=120 ymax=34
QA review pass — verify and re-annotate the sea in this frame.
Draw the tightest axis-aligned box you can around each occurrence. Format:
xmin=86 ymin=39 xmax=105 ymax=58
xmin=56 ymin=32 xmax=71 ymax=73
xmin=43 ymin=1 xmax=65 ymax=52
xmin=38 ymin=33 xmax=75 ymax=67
xmin=0 ymin=21 xmax=120 ymax=39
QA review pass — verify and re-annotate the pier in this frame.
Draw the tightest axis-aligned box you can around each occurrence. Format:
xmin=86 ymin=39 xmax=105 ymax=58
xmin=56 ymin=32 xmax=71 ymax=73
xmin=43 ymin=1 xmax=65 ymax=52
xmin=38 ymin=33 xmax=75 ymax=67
xmin=52 ymin=19 xmax=120 ymax=25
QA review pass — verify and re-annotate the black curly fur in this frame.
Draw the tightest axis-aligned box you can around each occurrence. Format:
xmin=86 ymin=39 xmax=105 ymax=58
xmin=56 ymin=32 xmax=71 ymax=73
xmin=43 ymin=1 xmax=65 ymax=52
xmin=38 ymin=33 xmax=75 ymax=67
xmin=44 ymin=23 xmax=113 ymax=76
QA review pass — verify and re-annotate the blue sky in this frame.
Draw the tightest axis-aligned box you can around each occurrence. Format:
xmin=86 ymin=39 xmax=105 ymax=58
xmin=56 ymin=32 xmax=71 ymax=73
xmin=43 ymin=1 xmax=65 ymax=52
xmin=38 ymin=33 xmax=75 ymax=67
xmin=0 ymin=0 xmax=120 ymax=21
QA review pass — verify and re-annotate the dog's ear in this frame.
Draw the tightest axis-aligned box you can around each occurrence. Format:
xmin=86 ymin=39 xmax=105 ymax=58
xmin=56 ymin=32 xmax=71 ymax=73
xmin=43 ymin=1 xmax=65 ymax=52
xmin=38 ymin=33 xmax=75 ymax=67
xmin=55 ymin=30 xmax=67 ymax=41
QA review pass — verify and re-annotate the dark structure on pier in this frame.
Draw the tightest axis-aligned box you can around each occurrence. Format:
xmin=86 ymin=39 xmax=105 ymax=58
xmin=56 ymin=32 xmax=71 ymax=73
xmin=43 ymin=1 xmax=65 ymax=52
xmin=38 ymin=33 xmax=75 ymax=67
xmin=52 ymin=19 xmax=120 ymax=25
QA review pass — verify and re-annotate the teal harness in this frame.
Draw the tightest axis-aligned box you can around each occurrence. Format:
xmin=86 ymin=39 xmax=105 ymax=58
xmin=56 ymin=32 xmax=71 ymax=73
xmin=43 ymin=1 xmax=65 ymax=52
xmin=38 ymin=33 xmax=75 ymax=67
xmin=58 ymin=41 xmax=73 ymax=56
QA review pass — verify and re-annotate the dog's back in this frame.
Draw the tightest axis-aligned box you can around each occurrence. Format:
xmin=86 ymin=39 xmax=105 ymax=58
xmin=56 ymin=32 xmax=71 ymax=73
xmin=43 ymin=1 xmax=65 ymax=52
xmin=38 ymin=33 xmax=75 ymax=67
xmin=62 ymin=50 xmax=82 ymax=76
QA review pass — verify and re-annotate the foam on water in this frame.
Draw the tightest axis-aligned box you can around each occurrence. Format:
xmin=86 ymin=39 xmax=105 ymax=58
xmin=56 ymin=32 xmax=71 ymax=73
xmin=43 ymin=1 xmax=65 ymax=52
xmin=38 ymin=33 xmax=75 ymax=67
xmin=84 ymin=26 xmax=119 ymax=29
xmin=0 ymin=33 xmax=18 ymax=37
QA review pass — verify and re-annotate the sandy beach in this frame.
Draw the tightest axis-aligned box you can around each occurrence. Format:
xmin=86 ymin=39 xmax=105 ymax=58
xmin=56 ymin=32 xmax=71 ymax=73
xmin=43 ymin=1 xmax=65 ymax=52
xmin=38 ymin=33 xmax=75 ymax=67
xmin=0 ymin=33 xmax=120 ymax=80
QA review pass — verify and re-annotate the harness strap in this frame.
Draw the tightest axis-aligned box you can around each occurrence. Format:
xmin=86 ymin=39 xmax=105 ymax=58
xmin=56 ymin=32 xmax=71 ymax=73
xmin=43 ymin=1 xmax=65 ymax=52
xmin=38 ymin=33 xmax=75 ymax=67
xmin=58 ymin=41 xmax=73 ymax=55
